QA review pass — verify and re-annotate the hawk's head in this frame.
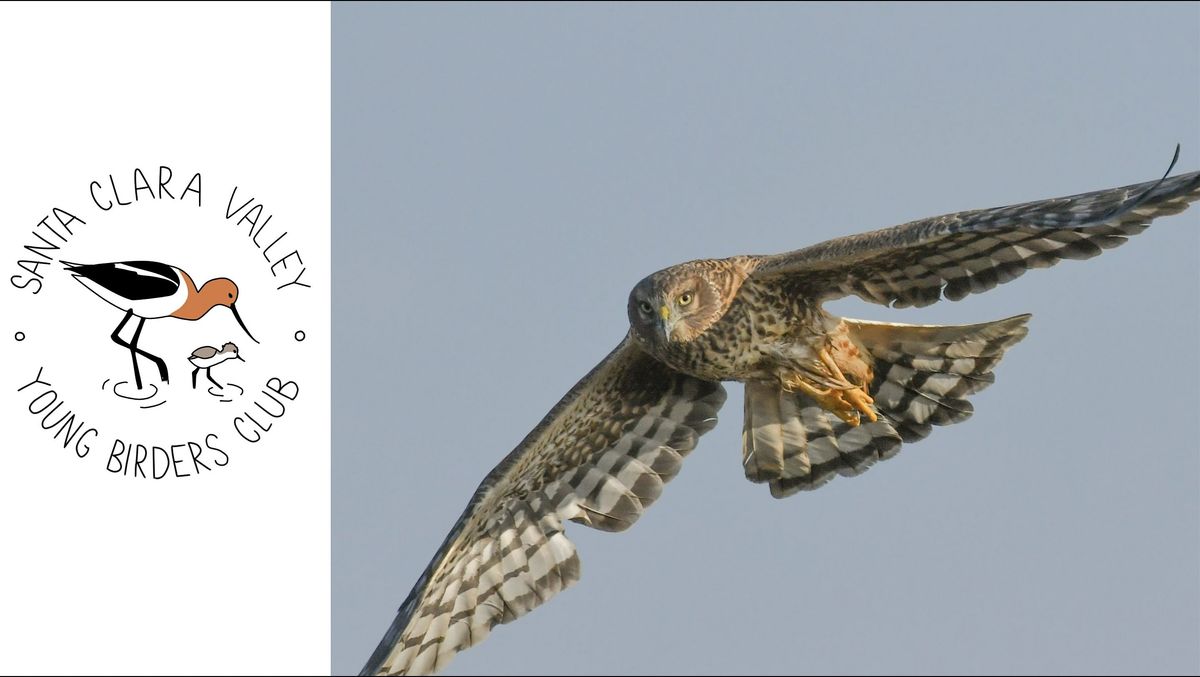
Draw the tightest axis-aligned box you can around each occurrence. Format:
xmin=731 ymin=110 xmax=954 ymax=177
xmin=627 ymin=260 xmax=737 ymax=347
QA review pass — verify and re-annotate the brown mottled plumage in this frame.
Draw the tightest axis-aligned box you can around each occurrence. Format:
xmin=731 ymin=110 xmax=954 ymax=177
xmin=364 ymin=160 xmax=1200 ymax=676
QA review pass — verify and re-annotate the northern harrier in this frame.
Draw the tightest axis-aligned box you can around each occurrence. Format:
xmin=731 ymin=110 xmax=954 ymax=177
xmin=363 ymin=152 xmax=1200 ymax=675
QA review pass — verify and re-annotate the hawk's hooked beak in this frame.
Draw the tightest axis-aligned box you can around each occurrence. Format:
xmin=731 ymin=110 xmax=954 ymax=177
xmin=657 ymin=305 xmax=676 ymax=342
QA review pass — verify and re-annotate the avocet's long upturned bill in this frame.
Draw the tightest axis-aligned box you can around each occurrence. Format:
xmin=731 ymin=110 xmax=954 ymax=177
xmin=64 ymin=260 xmax=258 ymax=389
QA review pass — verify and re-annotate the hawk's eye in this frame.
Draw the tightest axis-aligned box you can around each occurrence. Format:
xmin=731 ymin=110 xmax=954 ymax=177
xmin=678 ymin=292 xmax=693 ymax=306
xmin=638 ymin=301 xmax=653 ymax=315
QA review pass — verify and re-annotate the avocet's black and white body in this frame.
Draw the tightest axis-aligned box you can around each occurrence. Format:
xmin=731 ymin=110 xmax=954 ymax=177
xmin=64 ymin=261 xmax=257 ymax=389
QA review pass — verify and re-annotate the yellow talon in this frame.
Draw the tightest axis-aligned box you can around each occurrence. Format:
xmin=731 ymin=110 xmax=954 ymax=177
xmin=842 ymin=386 xmax=877 ymax=424
xmin=783 ymin=347 xmax=876 ymax=426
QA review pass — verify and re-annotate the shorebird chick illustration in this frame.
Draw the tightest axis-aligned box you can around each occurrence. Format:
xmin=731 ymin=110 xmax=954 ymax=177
xmin=189 ymin=342 xmax=244 ymax=389
xmin=63 ymin=260 xmax=258 ymax=389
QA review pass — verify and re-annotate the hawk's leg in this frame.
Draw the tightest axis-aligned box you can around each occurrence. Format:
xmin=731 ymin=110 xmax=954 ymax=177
xmin=782 ymin=347 xmax=877 ymax=426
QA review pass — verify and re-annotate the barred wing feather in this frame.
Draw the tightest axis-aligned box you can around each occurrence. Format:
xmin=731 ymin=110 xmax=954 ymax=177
xmin=752 ymin=164 xmax=1200 ymax=308
xmin=362 ymin=336 xmax=726 ymax=676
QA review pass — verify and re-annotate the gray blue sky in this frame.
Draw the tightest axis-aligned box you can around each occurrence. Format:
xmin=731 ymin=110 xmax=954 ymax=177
xmin=333 ymin=3 xmax=1200 ymax=674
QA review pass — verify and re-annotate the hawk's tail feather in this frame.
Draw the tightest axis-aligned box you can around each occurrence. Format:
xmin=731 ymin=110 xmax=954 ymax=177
xmin=856 ymin=313 xmax=1030 ymax=441
xmin=741 ymin=314 xmax=1030 ymax=497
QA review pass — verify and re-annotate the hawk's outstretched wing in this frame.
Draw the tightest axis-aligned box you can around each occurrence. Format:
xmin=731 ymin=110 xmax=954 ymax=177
xmin=362 ymin=337 xmax=726 ymax=676
xmin=750 ymin=161 xmax=1200 ymax=307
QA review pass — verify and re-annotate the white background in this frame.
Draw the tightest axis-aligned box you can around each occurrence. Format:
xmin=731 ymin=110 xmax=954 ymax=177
xmin=0 ymin=3 xmax=330 ymax=674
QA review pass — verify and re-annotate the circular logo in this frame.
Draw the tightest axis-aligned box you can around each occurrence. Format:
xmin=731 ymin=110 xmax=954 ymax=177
xmin=8 ymin=165 xmax=317 ymax=479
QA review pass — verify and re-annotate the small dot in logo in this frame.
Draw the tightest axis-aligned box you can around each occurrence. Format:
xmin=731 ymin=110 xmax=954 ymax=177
xmin=14 ymin=331 xmax=25 ymax=342
xmin=295 ymin=330 xmax=306 ymax=342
